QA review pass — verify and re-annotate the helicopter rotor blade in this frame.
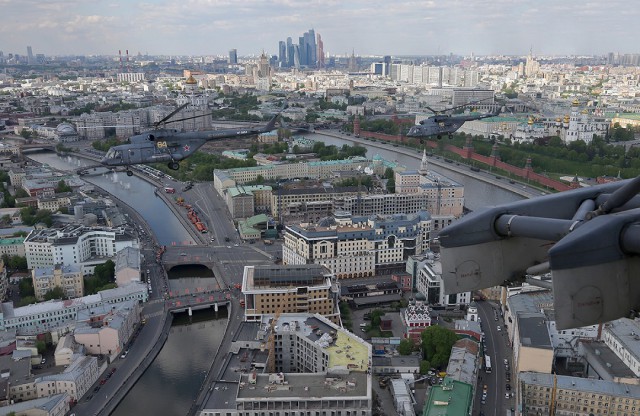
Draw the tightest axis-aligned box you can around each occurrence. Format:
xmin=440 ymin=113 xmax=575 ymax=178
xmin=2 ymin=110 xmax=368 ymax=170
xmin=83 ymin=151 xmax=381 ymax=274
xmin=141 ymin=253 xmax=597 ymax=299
xmin=445 ymin=97 xmax=494 ymax=113
xmin=155 ymin=102 xmax=190 ymax=128
xmin=162 ymin=112 xmax=214 ymax=124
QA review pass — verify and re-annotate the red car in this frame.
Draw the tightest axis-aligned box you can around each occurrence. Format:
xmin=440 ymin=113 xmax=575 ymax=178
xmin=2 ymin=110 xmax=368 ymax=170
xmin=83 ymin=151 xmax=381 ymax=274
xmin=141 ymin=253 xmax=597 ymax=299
xmin=100 ymin=379 xmax=107 ymax=385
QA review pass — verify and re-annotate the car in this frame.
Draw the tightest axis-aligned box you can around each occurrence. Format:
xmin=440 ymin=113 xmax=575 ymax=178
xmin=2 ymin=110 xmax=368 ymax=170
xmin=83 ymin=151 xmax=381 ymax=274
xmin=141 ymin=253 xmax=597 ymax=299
xmin=506 ymin=384 xmax=511 ymax=391
xmin=100 ymin=379 xmax=107 ymax=385
xmin=497 ymin=326 xmax=501 ymax=331
xmin=481 ymin=398 xmax=486 ymax=405
xmin=234 ymin=243 xmax=239 ymax=247
xmin=110 ymin=368 xmax=117 ymax=374
xmin=227 ymin=246 xmax=231 ymax=249
xmin=505 ymin=392 xmax=510 ymax=399
xmin=180 ymin=252 xmax=187 ymax=256
xmin=86 ymin=394 xmax=93 ymax=401
xmin=504 ymin=359 xmax=508 ymax=365
xmin=41 ymin=358 xmax=46 ymax=364
xmin=121 ymin=350 xmax=128 ymax=359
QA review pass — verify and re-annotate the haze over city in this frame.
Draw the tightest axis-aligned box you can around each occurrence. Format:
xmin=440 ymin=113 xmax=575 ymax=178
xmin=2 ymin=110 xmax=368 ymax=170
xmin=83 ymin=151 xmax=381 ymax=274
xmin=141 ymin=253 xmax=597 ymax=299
xmin=2 ymin=0 xmax=639 ymax=56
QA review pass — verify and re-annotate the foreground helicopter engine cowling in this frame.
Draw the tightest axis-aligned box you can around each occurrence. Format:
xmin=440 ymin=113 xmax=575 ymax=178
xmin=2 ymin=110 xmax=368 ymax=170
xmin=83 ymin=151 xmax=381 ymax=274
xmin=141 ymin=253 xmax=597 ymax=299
xmin=439 ymin=177 xmax=640 ymax=329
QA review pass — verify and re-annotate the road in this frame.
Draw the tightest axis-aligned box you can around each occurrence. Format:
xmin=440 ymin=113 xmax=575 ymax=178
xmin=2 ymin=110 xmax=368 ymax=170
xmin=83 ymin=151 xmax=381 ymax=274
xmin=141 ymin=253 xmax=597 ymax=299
xmin=475 ymin=300 xmax=514 ymax=416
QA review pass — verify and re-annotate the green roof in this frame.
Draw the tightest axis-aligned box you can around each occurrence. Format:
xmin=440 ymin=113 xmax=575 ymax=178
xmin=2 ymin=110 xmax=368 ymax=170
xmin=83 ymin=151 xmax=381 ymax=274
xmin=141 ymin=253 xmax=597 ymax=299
xmin=0 ymin=237 xmax=25 ymax=245
xmin=227 ymin=185 xmax=272 ymax=197
xmin=423 ymin=377 xmax=473 ymax=416
xmin=611 ymin=113 xmax=640 ymax=121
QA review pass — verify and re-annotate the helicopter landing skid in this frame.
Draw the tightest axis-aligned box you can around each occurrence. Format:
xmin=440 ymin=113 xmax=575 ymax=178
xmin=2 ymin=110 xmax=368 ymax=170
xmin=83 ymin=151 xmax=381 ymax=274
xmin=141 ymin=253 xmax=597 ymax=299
xmin=168 ymin=161 xmax=179 ymax=170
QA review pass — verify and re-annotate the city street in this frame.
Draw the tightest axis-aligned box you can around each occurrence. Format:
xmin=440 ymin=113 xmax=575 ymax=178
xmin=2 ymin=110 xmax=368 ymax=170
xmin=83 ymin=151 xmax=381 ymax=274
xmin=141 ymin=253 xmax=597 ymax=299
xmin=475 ymin=300 xmax=514 ymax=416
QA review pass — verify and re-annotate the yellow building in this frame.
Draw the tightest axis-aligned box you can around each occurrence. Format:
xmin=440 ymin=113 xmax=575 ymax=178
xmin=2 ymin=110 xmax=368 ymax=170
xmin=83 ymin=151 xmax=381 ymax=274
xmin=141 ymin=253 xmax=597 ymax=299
xmin=241 ymin=264 xmax=340 ymax=324
xmin=32 ymin=264 xmax=84 ymax=301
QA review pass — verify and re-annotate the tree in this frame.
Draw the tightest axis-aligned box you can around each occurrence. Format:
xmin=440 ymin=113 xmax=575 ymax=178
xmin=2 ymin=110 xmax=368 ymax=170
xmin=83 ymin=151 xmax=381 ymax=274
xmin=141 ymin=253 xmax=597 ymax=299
xmin=36 ymin=340 xmax=46 ymax=354
xmin=19 ymin=296 xmax=37 ymax=307
xmin=419 ymin=360 xmax=431 ymax=375
xmin=55 ymin=180 xmax=72 ymax=193
xmin=398 ymin=338 xmax=414 ymax=355
xmin=19 ymin=278 xmax=34 ymax=297
xmin=421 ymin=326 xmax=459 ymax=369
xmin=43 ymin=286 xmax=65 ymax=301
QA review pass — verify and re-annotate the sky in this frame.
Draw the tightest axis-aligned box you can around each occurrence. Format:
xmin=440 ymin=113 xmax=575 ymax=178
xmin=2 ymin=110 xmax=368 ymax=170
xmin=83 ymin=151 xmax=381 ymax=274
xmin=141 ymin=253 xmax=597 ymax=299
xmin=1 ymin=0 xmax=638 ymax=58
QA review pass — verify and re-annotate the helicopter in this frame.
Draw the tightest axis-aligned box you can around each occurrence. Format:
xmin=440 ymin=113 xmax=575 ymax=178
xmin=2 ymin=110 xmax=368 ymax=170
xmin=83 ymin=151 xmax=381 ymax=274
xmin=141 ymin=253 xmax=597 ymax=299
xmin=100 ymin=103 xmax=282 ymax=176
xmin=406 ymin=97 xmax=501 ymax=139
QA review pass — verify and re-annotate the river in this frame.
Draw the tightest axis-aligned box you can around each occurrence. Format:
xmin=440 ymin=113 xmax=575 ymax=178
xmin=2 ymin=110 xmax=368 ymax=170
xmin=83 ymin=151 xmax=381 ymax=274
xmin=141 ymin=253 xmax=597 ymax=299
xmin=27 ymin=152 xmax=223 ymax=416
xmin=311 ymin=133 xmax=525 ymax=211
xmin=26 ymin=140 xmax=523 ymax=415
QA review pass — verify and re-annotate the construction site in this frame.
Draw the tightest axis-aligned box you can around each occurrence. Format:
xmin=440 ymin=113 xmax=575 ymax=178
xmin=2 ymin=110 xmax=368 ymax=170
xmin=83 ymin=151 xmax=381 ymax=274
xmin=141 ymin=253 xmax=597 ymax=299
xmin=200 ymin=313 xmax=372 ymax=416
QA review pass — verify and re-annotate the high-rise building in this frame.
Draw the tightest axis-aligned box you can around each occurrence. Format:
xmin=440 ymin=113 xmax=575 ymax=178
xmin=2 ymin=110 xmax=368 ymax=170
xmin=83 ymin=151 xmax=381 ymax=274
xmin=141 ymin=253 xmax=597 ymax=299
xmin=383 ymin=55 xmax=391 ymax=76
xmin=286 ymin=37 xmax=294 ymax=67
xmin=278 ymin=41 xmax=286 ymax=67
xmin=317 ymin=33 xmax=324 ymax=68
xmin=27 ymin=46 xmax=33 ymax=65
xmin=228 ymin=48 xmax=238 ymax=65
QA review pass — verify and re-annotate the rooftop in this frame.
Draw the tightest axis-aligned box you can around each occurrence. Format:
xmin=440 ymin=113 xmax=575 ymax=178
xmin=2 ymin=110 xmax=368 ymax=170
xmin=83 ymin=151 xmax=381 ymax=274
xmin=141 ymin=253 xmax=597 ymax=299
xmin=423 ymin=377 xmax=473 ymax=416
xmin=236 ymin=371 xmax=369 ymax=400
xmin=518 ymin=314 xmax=553 ymax=349
xmin=604 ymin=318 xmax=640 ymax=363
xmin=521 ymin=372 xmax=640 ymax=397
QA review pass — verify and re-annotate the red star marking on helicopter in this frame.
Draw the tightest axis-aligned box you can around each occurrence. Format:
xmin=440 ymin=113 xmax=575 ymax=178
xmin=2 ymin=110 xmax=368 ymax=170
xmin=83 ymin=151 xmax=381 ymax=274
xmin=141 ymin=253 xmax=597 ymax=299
xmin=183 ymin=144 xmax=190 ymax=152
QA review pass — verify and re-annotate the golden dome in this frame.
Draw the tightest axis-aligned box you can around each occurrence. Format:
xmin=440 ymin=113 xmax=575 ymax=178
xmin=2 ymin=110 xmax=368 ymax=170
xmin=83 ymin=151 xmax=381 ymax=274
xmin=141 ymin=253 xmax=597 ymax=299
xmin=555 ymin=117 xmax=561 ymax=122
xmin=571 ymin=99 xmax=580 ymax=106
xmin=185 ymin=75 xmax=197 ymax=85
xmin=527 ymin=116 xmax=534 ymax=125
xmin=563 ymin=115 xmax=570 ymax=123
xmin=581 ymin=109 xmax=588 ymax=114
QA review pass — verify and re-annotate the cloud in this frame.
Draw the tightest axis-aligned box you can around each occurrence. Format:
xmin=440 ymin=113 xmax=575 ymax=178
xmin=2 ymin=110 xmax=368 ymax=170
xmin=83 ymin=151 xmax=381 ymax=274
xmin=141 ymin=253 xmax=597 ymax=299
xmin=1 ymin=0 xmax=638 ymax=56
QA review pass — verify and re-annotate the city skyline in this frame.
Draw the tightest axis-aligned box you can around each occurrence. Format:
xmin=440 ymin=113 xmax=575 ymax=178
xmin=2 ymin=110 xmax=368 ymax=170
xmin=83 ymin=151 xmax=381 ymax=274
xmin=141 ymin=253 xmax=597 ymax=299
xmin=1 ymin=0 xmax=639 ymax=57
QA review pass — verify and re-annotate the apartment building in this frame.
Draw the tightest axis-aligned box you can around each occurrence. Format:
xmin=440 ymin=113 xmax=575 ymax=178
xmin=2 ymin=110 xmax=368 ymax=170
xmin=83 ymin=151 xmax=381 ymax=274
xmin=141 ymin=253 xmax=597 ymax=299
xmin=0 ymin=283 xmax=148 ymax=336
xmin=283 ymin=211 xmax=431 ymax=278
xmin=519 ymin=372 xmax=640 ymax=416
xmin=32 ymin=264 xmax=83 ymax=301
xmin=241 ymin=264 xmax=340 ymax=324
xmin=34 ymin=355 xmax=100 ymax=404
xmin=73 ymin=300 xmax=140 ymax=356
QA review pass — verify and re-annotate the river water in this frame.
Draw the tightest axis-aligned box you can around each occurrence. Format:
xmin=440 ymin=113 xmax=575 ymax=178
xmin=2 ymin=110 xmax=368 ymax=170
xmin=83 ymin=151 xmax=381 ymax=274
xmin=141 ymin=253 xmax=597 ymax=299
xmin=312 ymin=133 xmax=524 ymax=211
xmin=26 ymin=139 xmax=524 ymax=415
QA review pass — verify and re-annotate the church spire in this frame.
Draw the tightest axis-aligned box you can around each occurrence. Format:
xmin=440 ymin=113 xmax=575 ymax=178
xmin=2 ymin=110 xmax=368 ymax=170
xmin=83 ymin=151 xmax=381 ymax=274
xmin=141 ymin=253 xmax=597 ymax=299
xmin=419 ymin=149 xmax=428 ymax=176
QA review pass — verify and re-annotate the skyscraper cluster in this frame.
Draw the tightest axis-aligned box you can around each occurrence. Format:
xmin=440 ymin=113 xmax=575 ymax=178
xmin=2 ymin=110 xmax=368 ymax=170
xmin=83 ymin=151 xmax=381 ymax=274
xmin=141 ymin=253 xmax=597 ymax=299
xmin=277 ymin=29 xmax=324 ymax=69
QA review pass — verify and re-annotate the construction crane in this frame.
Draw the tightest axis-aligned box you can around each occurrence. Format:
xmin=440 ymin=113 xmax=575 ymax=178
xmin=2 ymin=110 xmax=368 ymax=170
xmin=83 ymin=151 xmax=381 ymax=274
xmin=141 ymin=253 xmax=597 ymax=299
xmin=267 ymin=306 xmax=283 ymax=373
xmin=549 ymin=373 xmax=557 ymax=415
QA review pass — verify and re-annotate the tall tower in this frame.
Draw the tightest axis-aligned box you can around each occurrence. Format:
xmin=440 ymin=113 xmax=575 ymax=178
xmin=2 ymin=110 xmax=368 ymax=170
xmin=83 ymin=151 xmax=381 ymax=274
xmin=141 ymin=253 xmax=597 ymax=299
xmin=278 ymin=41 xmax=287 ymax=67
xmin=317 ymin=33 xmax=324 ymax=68
xmin=229 ymin=49 xmax=238 ymax=65
xmin=259 ymin=52 xmax=270 ymax=78
xmin=27 ymin=46 xmax=33 ymax=65
xmin=286 ymin=37 xmax=294 ymax=67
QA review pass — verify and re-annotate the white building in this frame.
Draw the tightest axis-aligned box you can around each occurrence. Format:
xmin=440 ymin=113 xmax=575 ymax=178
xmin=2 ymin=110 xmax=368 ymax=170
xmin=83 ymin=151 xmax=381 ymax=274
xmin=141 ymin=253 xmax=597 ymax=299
xmin=24 ymin=225 xmax=138 ymax=274
xmin=415 ymin=257 xmax=471 ymax=307
xmin=602 ymin=318 xmax=640 ymax=377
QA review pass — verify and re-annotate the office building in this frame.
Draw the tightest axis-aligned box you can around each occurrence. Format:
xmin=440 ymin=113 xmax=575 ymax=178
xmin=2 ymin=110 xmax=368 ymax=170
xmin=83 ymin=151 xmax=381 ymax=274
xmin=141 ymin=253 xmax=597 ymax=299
xmin=283 ymin=211 xmax=431 ymax=278
xmin=241 ymin=264 xmax=340 ymax=323
xmin=24 ymin=225 xmax=138 ymax=273
xmin=394 ymin=150 xmax=465 ymax=217
xmin=229 ymin=49 xmax=238 ymax=65
xmin=415 ymin=256 xmax=471 ymax=307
